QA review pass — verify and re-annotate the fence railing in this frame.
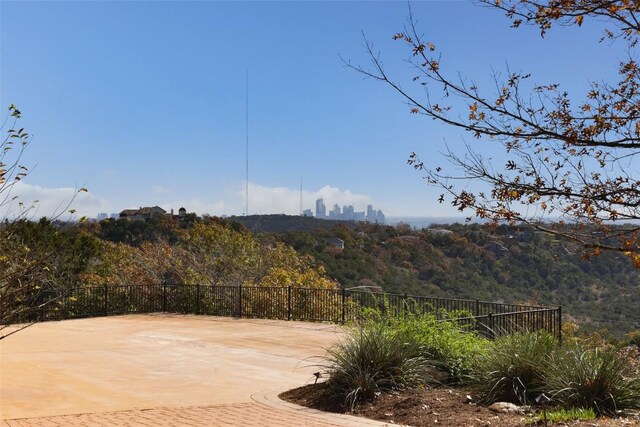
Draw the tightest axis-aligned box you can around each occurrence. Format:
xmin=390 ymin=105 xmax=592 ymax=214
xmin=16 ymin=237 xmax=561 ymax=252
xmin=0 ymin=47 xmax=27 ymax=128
xmin=15 ymin=284 xmax=561 ymax=341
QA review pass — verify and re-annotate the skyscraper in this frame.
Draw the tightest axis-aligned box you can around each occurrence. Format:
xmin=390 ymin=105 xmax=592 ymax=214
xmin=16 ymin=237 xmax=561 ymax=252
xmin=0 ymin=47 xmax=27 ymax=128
xmin=366 ymin=204 xmax=374 ymax=221
xmin=315 ymin=198 xmax=326 ymax=219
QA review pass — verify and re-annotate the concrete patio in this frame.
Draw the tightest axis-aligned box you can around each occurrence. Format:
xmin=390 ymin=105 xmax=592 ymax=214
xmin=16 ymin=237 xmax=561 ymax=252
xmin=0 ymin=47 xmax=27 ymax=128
xmin=0 ymin=314 xmax=389 ymax=426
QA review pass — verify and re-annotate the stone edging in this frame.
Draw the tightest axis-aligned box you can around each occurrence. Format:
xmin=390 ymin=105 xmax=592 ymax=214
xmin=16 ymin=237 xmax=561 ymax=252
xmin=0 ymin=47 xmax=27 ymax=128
xmin=250 ymin=389 xmax=395 ymax=426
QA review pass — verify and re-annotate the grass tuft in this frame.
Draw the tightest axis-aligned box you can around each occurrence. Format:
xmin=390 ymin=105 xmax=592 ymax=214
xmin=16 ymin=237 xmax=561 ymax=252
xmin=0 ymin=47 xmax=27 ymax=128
xmin=473 ymin=331 xmax=556 ymax=405
xmin=320 ymin=320 xmax=437 ymax=411
xmin=542 ymin=344 xmax=640 ymax=415
xmin=526 ymin=407 xmax=596 ymax=424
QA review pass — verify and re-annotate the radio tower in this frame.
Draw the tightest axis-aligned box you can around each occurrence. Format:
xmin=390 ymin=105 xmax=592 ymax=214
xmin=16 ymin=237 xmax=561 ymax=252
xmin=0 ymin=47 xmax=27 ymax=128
xmin=245 ymin=70 xmax=249 ymax=216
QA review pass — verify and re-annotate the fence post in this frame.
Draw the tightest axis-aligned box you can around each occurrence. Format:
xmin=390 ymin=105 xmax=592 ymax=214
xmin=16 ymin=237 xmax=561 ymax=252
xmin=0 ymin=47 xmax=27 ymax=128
xmin=475 ymin=299 xmax=480 ymax=317
xmin=196 ymin=284 xmax=201 ymax=315
xmin=403 ymin=293 xmax=408 ymax=318
xmin=238 ymin=286 xmax=243 ymax=318
xmin=103 ymin=285 xmax=108 ymax=316
xmin=487 ymin=312 xmax=494 ymax=339
xmin=558 ymin=306 xmax=562 ymax=344
xmin=162 ymin=285 xmax=167 ymax=312
xmin=287 ymin=286 xmax=292 ymax=321
xmin=341 ymin=288 xmax=346 ymax=324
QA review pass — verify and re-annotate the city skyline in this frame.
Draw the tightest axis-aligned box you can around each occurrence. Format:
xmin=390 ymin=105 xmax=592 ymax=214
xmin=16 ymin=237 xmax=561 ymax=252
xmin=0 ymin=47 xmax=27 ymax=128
xmin=1 ymin=2 xmax=622 ymax=220
xmin=309 ymin=198 xmax=385 ymax=224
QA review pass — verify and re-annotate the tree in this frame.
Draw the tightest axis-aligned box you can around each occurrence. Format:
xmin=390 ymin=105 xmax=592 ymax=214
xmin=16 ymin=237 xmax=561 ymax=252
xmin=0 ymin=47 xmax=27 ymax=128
xmin=0 ymin=105 xmax=39 ymax=339
xmin=349 ymin=1 xmax=640 ymax=264
xmin=0 ymin=105 xmax=30 ymax=217
xmin=0 ymin=106 xmax=86 ymax=339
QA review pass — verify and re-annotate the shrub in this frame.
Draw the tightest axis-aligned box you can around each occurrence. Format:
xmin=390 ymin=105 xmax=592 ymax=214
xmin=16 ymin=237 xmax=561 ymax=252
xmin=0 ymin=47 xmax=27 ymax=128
xmin=321 ymin=321 xmax=436 ymax=411
xmin=387 ymin=311 xmax=488 ymax=383
xmin=542 ymin=344 xmax=640 ymax=415
xmin=474 ymin=331 xmax=556 ymax=404
xmin=624 ymin=330 xmax=640 ymax=348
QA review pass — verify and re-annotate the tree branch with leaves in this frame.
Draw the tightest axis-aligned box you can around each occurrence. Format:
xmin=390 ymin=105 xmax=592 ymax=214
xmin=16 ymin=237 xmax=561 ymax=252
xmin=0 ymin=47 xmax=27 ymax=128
xmin=1 ymin=106 xmax=88 ymax=339
xmin=347 ymin=0 xmax=640 ymax=264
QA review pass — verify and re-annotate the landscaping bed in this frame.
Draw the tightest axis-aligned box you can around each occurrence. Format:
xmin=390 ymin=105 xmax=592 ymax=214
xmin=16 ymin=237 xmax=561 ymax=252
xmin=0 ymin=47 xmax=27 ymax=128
xmin=280 ymin=308 xmax=640 ymax=427
xmin=281 ymin=384 xmax=640 ymax=426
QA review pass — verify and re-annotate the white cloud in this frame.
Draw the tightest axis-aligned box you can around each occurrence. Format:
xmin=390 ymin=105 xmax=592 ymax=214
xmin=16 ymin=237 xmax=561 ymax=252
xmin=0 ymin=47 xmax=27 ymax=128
xmin=314 ymin=185 xmax=372 ymax=212
xmin=0 ymin=182 xmax=109 ymax=220
xmin=230 ymin=182 xmax=373 ymax=216
xmin=0 ymin=181 xmax=378 ymax=220
xmin=161 ymin=182 xmax=375 ymax=217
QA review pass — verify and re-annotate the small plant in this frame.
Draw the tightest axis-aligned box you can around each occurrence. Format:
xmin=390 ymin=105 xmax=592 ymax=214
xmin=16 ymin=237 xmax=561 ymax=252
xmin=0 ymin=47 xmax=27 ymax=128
xmin=474 ymin=331 xmax=556 ymax=404
xmin=525 ymin=407 xmax=596 ymax=424
xmin=542 ymin=344 xmax=640 ymax=415
xmin=320 ymin=320 xmax=436 ymax=411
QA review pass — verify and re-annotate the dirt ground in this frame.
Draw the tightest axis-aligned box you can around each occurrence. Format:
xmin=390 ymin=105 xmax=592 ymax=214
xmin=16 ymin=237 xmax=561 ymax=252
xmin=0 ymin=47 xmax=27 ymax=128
xmin=280 ymin=384 xmax=640 ymax=427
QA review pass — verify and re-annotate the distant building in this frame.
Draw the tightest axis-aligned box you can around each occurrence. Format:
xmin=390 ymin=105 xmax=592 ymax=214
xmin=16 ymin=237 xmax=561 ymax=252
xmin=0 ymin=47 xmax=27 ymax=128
xmin=343 ymin=205 xmax=354 ymax=220
xmin=366 ymin=205 xmax=374 ymax=220
xmin=167 ymin=207 xmax=194 ymax=221
xmin=325 ymin=236 xmax=345 ymax=250
xmin=315 ymin=198 xmax=326 ymax=219
xmin=309 ymin=199 xmax=384 ymax=224
xmin=329 ymin=203 xmax=341 ymax=219
xmin=487 ymin=241 xmax=509 ymax=257
xmin=119 ymin=206 xmax=166 ymax=221
xmin=302 ymin=209 xmax=313 ymax=217
xmin=427 ymin=228 xmax=453 ymax=235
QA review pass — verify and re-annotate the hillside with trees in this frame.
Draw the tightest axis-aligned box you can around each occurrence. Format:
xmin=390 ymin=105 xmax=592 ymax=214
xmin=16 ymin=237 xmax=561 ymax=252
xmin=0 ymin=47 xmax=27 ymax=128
xmin=267 ymin=221 xmax=640 ymax=338
xmin=3 ymin=211 xmax=639 ymax=338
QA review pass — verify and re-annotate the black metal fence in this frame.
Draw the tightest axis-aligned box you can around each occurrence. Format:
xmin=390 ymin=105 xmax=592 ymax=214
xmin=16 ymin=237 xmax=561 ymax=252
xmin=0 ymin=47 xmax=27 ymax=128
xmin=18 ymin=285 xmax=561 ymax=340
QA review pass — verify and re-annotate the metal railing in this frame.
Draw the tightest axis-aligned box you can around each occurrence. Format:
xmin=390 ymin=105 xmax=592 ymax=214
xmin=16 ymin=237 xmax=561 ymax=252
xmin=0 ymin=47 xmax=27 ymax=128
xmin=14 ymin=284 xmax=561 ymax=340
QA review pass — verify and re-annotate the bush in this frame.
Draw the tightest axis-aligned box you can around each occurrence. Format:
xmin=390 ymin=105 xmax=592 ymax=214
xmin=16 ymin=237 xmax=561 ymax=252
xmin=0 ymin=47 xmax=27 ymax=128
xmin=321 ymin=321 xmax=436 ymax=411
xmin=387 ymin=311 xmax=488 ymax=383
xmin=624 ymin=330 xmax=640 ymax=348
xmin=474 ymin=331 xmax=556 ymax=404
xmin=542 ymin=344 xmax=640 ymax=415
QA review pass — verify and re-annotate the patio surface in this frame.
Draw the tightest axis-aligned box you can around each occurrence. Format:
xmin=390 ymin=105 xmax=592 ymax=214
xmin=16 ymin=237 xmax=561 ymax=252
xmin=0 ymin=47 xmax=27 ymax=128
xmin=0 ymin=314 xmax=389 ymax=426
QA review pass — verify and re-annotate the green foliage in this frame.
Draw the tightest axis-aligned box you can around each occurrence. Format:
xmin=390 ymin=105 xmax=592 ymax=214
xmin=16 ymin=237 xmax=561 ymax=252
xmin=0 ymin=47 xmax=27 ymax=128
xmin=320 ymin=306 xmax=640 ymax=414
xmin=474 ymin=331 xmax=557 ymax=405
xmin=624 ymin=330 xmax=640 ymax=348
xmin=321 ymin=320 xmax=436 ymax=411
xmin=542 ymin=344 xmax=640 ymax=415
xmin=229 ymin=214 xmax=355 ymax=233
xmin=270 ymin=221 xmax=640 ymax=337
xmin=1 ymin=219 xmax=101 ymax=287
xmin=526 ymin=407 xmax=596 ymax=424
xmin=321 ymin=304 xmax=492 ymax=411
xmin=385 ymin=310 xmax=488 ymax=383
xmin=97 ymin=214 xmax=193 ymax=246
xmin=82 ymin=221 xmax=338 ymax=291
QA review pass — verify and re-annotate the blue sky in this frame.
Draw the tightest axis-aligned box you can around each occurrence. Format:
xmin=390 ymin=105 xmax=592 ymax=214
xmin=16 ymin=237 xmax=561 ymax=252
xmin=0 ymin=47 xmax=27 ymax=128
xmin=0 ymin=0 xmax=624 ymax=218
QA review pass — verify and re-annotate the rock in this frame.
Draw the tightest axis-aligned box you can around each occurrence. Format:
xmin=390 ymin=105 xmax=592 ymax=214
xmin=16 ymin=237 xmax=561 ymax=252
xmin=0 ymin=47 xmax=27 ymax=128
xmin=488 ymin=402 xmax=523 ymax=414
xmin=425 ymin=366 xmax=450 ymax=384
xmin=618 ymin=408 xmax=640 ymax=418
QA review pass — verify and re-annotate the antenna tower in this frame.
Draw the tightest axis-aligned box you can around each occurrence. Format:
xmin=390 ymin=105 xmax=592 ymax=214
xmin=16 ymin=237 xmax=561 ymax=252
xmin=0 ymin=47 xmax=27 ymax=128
xmin=299 ymin=178 xmax=303 ymax=216
xmin=245 ymin=70 xmax=249 ymax=216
